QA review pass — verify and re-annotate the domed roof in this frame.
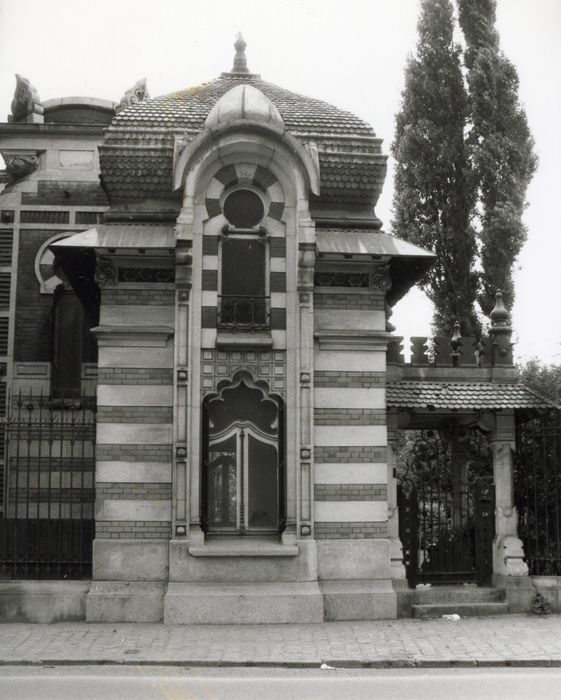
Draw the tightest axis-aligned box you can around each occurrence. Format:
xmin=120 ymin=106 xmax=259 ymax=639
xmin=110 ymin=73 xmax=374 ymax=137
xmin=99 ymin=38 xmax=387 ymax=216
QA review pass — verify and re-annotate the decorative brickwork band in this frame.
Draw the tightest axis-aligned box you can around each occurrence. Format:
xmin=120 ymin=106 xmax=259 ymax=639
xmin=97 ymin=406 xmax=173 ymax=423
xmin=97 ymin=368 xmax=173 ymax=385
xmin=314 ymin=484 xmax=387 ymax=501
xmin=313 ymin=293 xmax=384 ymax=310
xmin=96 ymin=520 xmax=171 ymax=539
xmin=314 ymin=408 xmax=386 ymax=426
xmin=96 ymin=444 xmax=172 ymax=461
xmin=314 ymin=446 xmax=387 ymax=463
xmin=96 ymin=483 xmax=172 ymax=500
xmin=313 ymin=371 xmax=386 ymax=388
xmin=314 ymin=522 xmax=388 ymax=539
xmin=101 ymin=289 xmax=175 ymax=306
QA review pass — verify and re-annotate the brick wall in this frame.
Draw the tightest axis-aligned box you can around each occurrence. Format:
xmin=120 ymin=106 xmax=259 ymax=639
xmin=314 ymin=293 xmax=385 ymax=310
xmin=96 ymin=483 xmax=172 ymax=500
xmin=97 ymin=406 xmax=173 ymax=423
xmin=314 ymin=446 xmax=387 ymax=463
xmin=15 ymin=229 xmax=57 ymax=361
xmin=314 ymin=484 xmax=387 ymax=501
xmin=21 ymin=181 xmax=108 ymax=206
xmin=314 ymin=408 xmax=386 ymax=425
xmin=314 ymin=522 xmax=388 ymax=539
xmin=313 ymin=371 xmax=386 ymax=388
xmin=96 ymin=444 xmax=172 ymax=461
xmin=97 ymin=368 xmax=173 ymax=385
xmin=101 ymin=288 xmax=175 ymax=306
xmin=96 ymin=521 xmax=171 ymax=539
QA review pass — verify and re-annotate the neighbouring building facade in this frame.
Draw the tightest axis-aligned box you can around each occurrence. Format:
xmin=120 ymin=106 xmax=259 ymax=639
xmin=0 ymin=39 xmax=558 ymax=623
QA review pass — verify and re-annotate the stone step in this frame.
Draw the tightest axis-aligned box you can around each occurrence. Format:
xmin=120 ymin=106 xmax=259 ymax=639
xmin=414 ymin=586 xmax=505 ymax=605
xmin=164 ymin=581 xmax=324 ymax=624
xmin=412 ymin=602 xmax=509 ymax=619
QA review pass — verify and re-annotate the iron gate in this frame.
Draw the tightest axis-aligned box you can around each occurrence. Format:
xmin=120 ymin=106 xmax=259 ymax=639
xmin=515 ymin=411 xmax=561 ymax=575
xmin=0 ymin=391 xmax=95 ymax=579
xmin=398 ymin=427 xmax=494 ymax=587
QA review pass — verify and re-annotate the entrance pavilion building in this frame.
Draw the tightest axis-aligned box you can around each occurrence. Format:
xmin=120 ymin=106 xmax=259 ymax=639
xmin=0 ymin=38 xmax=553 ymax=623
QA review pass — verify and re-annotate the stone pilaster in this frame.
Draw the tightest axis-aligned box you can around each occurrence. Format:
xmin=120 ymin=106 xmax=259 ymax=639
xmin=387 ymin=411 xmax=406 ymax=580
xmin=298 ymin=240 xmax=315 ymax=541
xmin=492 ymin=410 xmax=528 ymax=578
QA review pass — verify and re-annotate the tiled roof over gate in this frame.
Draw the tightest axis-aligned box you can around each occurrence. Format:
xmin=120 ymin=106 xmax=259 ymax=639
xmin=386 ymin=381 xmax=557 ymax=410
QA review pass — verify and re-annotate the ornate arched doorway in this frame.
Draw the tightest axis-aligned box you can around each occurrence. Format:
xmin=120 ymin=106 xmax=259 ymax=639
xmin=202 ymin=371 xmax=284 ymax=535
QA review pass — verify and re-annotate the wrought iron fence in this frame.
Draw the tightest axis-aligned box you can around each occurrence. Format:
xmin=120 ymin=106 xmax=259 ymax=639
xmin=397 ymin=427 xmax=494 ymax=587
xmin=515 ymin=412 xmax=561 ymax=575
xmin=0 ymin=390 xmax=95 ymax=579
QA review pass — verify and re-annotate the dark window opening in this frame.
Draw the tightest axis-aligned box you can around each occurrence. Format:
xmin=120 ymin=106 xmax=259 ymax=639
xmin=223 ymin=190 xmax=264 ymax=228
xmin=52 ymin=287 xmax=85 ymax=399
xmin=219 ymin=237 xmax=268 ymax=329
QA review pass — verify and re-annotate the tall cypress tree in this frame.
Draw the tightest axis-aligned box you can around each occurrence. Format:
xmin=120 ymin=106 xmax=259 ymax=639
xmin=392 ymin=0 xmax=479 ymax=336
xmin=458 ymin=0 xmax=537 ymax=316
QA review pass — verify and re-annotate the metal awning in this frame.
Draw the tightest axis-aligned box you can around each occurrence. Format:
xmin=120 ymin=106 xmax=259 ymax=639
xmin=50 ymin=225 xmax=175 ymax=250
xmin=316 ymin=228 xmax=435 ymax=305
xmin=316 ymin=229 xmax=435 ymax=259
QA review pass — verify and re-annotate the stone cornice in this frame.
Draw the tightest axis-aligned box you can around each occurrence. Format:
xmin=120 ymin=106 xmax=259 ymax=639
xmin=314 ymin=329 xmax=392 ymax=350
xmin=92 ymin=324 xmax=174 ymax=347
xmin=0 ymin=123 xmax=106 ymax=137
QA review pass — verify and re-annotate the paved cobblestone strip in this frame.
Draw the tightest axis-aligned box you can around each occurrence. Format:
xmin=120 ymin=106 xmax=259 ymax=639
xmin=2 ymin=617 xmax=561 ymax=667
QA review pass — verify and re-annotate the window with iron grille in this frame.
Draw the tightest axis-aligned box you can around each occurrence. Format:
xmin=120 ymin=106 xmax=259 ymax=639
xmin=218 ymin=189 xmax=269 ymax=330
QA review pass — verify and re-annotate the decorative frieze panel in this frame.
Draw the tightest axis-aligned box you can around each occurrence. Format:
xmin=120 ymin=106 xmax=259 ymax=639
xmin=200 ymin=349 xmax=286 ymax=396
xmin=118 ymin=267 xmax=175 ymax=283
xmin=314 ymin=272 xmax=369 ymax=288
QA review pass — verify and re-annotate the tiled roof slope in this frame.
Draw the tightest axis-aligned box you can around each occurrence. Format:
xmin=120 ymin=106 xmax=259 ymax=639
xmin=100 ymin=74 xmax=387 ymax=207
xmin=387 ymin=382 xmax=557 ymax=410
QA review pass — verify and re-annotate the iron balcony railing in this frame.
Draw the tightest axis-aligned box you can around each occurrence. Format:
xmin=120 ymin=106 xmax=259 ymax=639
xmin=217 ymin=295 xmax=270 ymax=331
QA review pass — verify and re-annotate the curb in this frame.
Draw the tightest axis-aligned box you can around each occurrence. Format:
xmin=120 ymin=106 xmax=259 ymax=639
xmin=0 ymin=658 xmax=560 ymax=669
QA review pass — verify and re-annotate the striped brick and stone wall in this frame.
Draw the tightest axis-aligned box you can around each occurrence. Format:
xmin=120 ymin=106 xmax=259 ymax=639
xmin=312 ymin=277 xmax=391 ymax=583
xmin=93 ymin=274 xmax=174 ymax=580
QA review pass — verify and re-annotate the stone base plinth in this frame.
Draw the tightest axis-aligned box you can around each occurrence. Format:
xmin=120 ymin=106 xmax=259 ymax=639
xmin=320 ymin=579 xmax=397 ymax=620
xmin=86 ymin=581 xmax=165 ymax=622
xmin=0 ymin=581 xmax=89 ymax=623
xmin=164 ymin=581 xmax=324 ymax=624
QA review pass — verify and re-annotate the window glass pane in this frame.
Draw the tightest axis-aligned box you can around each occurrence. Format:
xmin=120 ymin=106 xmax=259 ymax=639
xmin=207 ymin=434 xmax=237 ymax=530
xmin=223 ymin=190 xmax=264 ymax=228
xmin=247 ymin=434 xmax=278 ymax=530
xmin=221 ymin=238 xmax=265 ymax=297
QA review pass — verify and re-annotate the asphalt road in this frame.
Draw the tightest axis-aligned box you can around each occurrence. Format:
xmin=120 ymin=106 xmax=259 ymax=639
xmin=1 ymin=666 xmax=561 ymax=700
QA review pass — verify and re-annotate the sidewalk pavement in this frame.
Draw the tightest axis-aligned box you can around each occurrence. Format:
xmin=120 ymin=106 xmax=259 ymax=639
xmin=2 ymin=614 xmax=561 ymax=668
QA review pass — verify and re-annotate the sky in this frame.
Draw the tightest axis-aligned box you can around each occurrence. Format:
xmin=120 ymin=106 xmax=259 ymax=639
xmin=0 ymin=0 xmax=559 ymax=364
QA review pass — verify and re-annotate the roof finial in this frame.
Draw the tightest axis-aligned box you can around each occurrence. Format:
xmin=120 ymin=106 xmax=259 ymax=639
xmin=232 ymin=33 xmax=250 ymax=74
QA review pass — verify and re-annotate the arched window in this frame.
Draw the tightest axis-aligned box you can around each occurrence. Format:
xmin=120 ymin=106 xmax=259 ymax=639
xmin=202 ymin=372 xmax=284 ymax=535
xmin=218 ymin=189 xmax=269 ymax=330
